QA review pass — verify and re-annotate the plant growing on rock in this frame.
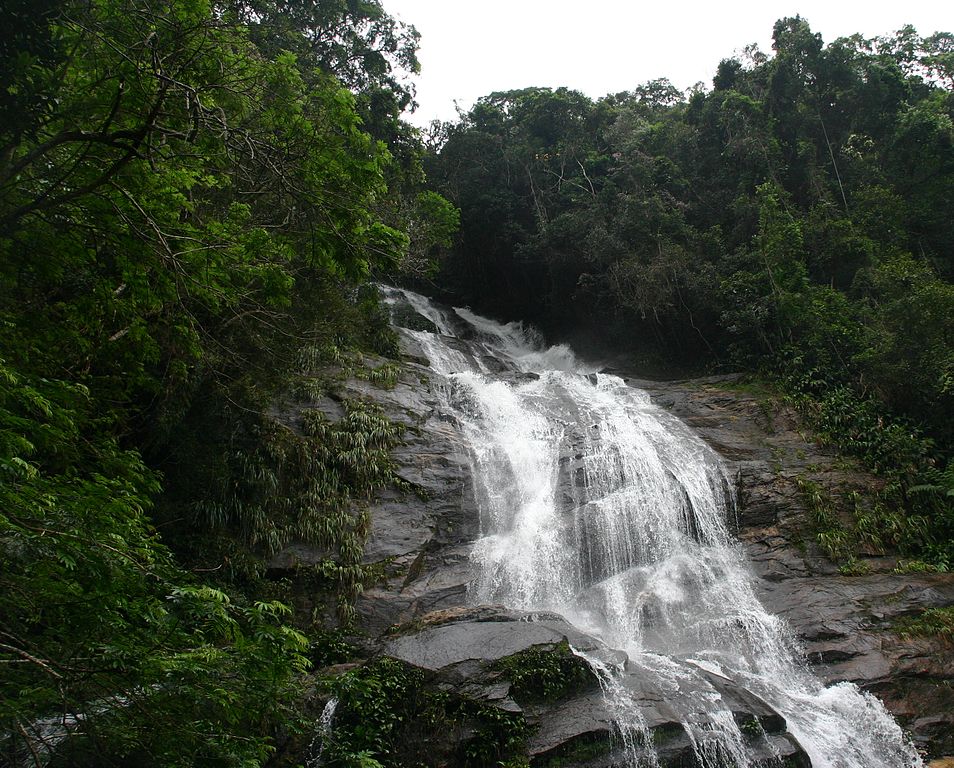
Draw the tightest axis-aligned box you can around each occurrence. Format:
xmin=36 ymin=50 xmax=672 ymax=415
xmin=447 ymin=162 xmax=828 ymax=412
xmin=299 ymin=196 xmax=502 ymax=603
xmin=497 ymin=641 xmax=596 ymax=704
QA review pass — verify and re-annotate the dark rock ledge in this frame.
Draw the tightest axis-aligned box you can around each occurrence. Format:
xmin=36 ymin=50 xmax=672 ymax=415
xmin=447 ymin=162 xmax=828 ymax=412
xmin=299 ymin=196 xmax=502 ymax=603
xmin=381 ymin=606 xmax=809 ymax=767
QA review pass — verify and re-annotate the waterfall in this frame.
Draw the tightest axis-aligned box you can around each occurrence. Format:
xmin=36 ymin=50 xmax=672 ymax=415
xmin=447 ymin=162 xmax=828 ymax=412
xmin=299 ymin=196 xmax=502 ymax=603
xmin=380 ymin=286 xmax=922 ymax=768
xmin=306 ymin=697 xmax=339 ymax=767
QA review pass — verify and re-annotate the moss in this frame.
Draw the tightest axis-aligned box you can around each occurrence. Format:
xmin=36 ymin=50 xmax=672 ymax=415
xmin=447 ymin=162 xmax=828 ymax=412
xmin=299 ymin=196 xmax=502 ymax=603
xmin=893 ymin=606 xmax=954 ymax=638
xmin=701 ymin=375 xmax=779 ymax=399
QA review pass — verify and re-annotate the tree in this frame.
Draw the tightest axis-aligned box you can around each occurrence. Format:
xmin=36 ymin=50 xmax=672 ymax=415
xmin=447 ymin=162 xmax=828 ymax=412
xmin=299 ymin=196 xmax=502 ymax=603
xmin=0 ymin=0 xmax=427 ymax=761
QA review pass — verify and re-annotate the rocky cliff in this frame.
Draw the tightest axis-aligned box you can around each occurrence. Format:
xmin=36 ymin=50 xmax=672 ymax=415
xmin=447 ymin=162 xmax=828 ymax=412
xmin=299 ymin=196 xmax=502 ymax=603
xmin=624 ymin=374 xmax=954 ymax=759
xmin=271 ymin=309 xmax=953 ymax=766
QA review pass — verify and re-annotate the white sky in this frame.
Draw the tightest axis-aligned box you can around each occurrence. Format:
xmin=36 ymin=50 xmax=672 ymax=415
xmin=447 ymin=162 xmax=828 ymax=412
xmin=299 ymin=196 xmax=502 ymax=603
xmin=383 ymin=0 xmax=951 ymax=126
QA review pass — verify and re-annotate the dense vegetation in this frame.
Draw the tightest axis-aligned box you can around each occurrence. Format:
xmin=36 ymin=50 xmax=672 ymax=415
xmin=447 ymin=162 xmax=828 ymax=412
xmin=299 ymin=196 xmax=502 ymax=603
xmin=425 ymin=18 xmax=954 ymax=567
xmin=3 ymin=2 xmax=953 ymax=765
xmin=0 ymin=0 xmax=457 ymax=764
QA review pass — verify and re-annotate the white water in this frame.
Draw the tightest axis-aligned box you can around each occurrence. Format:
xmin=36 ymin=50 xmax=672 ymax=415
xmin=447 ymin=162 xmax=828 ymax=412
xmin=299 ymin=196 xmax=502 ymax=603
xmin=381 ymin=286 xmax=922 ymax=768
xmin=306 ymin=697 xmax=338 ymax=768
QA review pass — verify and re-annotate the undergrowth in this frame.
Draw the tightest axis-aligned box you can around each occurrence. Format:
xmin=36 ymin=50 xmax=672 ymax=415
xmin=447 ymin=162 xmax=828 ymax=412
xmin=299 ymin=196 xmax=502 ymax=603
xmin=496 ymin=641 xmax=594 ymax=704
xmin=319 ymin=657 xmax=533 ymax=768
xmin=780 ymin=364 xmax=952 ymax=569
xmin=190 ymin=384 xmax=405 ymax=622
xmin=893 ymin=606 xmax=954 ymax=638
xmin=794 ymin=475 xmax=931 ymax=572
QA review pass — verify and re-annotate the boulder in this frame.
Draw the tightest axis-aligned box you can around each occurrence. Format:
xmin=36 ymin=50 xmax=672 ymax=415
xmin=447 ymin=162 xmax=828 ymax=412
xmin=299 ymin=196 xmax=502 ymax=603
xmin=377 ymin=606 xmax=809 ymax=767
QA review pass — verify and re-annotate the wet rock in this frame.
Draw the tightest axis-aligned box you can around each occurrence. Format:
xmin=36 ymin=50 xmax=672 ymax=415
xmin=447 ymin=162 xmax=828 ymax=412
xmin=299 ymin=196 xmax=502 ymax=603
xmin=619 ymin=371 xmax=954 ymax=755
xmin=524 ymin=689 xmax=616 ymax=758
xmin=383 ymin=608 xmax=616 ymax=670
xmin=479 ymin=354 xmax=511 ymax=373
xmin=385 ymin=297 xmax=440 ymax=334
xmin=289 ymin=320 xmax=951 ymax=762
xmin=374 ymin=606 xmax=809 ymax=767
xmin=266 ymin=349 xmax=480 ymax=634
xmin=352 ymin=358 xmax=480 ymax=633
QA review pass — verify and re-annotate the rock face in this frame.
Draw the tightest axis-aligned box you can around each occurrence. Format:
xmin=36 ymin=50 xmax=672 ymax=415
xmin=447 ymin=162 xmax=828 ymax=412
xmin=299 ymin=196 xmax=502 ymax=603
xmin=290 ymin=298 xmax=952 ymax=764
xmin=266 ymin=352 xmax=479 ymax=633
xmin=616 ymin=373 xmax=954 ymax=758
xmin=349 ymin=360 xmax=480 ymax=635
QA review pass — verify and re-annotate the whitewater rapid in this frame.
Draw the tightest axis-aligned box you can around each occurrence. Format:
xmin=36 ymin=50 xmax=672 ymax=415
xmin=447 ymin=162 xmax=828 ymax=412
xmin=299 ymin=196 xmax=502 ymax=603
xmin=381 ymin=285 xmax=922 ymax=768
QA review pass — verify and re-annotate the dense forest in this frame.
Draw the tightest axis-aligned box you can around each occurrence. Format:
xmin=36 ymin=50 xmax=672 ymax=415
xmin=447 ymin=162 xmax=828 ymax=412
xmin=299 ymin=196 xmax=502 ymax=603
xmin=425 ymin=19 xmax=954 ymax=571
xmin=1 ymin=0 xmax=952 ymax=765
xmin=1 ymin=0 xmax=454 ymax=763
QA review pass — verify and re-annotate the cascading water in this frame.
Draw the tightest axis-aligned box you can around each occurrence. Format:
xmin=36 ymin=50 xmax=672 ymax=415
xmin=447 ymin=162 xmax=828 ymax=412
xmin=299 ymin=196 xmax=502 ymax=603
xmin=306 ymin=697 xmax=338 ymax=768
xmin=379 ymin=285 xmax=922 ymax=768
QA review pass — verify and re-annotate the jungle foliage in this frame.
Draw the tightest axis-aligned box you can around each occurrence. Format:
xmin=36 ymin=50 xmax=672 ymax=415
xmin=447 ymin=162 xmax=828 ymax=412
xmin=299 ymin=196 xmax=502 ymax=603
xmin=425 ymin=18 xmax=954 ymax=565
xmin=4 ymin=5 xmax=954 ymax=764
xmin=0 ymin=0 xmax=455 ymax=763
xmin=319 ymin=656 xmax=533 ymax=768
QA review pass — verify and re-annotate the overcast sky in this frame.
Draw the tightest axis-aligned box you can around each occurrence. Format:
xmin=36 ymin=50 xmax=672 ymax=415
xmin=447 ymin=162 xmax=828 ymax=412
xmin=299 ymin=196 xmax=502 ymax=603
xmin=382 ymin=0 xmax=950 ymax=126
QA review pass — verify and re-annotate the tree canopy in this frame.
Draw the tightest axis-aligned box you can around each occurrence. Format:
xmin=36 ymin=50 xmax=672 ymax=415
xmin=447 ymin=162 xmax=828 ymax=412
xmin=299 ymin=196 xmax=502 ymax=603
xmin=0 ymin=0 xmax=456 ymax=763
xmin=426 ymin=18 xmax=954 ymax=566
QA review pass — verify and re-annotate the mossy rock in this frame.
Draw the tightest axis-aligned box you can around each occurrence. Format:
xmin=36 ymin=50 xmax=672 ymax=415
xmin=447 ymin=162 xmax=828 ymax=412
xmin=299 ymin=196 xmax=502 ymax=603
xmin=497 ymin=641 xmax=597 ymax=704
